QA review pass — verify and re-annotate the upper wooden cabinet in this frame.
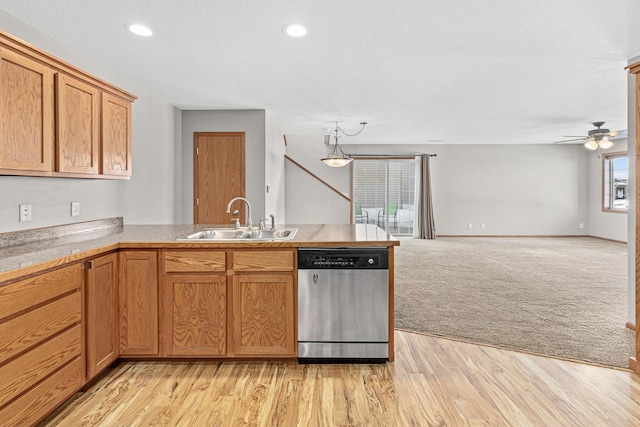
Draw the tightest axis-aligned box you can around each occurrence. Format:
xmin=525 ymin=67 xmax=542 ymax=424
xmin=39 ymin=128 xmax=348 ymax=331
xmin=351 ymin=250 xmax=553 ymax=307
xmin=0 ymin=30 xmax=136 ymax=179
xmin=102 ymin=92 xmax=132 ymax=177
xmin=0 ymin=46 xmax=54 ymax=173
xmin=56 ymin=73 xmax=100 ymax=175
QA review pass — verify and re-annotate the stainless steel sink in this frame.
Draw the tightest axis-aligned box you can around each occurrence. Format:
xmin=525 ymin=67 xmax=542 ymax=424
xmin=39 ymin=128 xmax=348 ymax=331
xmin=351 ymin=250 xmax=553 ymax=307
xmin=177 ymin=227 xmax=297 ymax=241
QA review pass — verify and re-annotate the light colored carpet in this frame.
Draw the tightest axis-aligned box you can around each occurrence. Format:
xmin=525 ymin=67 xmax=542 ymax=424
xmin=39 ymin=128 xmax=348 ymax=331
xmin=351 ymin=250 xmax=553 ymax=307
xmin=394 ymin=236 xmax=634 ymax=368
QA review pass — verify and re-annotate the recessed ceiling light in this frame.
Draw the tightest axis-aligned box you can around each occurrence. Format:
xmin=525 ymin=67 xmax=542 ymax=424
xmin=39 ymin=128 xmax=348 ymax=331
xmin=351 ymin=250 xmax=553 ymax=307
xmin=126 ymin=23 xmax=153 ymax=37
xmin=283 ymin=24 xmax=307 ymax=37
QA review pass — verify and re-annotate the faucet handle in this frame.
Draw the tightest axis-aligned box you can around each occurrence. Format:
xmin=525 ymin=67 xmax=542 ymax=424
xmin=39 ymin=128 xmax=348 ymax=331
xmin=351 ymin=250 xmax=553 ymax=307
xmin=230 ymin=218 xmax=240 ymax=229
xmin=258 ymin=218 xmax=267 ymax=230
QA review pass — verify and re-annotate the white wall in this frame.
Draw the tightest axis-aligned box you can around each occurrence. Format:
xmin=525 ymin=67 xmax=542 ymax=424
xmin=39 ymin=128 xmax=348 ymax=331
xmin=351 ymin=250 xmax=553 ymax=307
xmin=265 ymin=112 xmax=286 ymax=224
xmin=286 ymin=140 xmax=594 ymax=235
xmin=285 ymin=135 xmax=351 ymax=224
xmin=0 ymin=12 xmax=177 ymax=232
xmin=179 ymin=110 xmax=266 ymax=224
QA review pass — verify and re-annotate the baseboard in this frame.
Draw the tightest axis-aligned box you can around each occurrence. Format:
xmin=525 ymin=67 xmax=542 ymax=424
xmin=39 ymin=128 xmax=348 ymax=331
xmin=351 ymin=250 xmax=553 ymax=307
xmin=627 ymin=322 xmax=636 ymax=331
xmin=435 ymin=235 xmax=627 ymax=244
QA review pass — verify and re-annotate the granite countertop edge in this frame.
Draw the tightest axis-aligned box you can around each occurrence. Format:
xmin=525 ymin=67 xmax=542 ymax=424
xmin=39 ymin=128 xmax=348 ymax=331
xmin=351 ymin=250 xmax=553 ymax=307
xmin=0 ymin=221 xmax=400 ymax=283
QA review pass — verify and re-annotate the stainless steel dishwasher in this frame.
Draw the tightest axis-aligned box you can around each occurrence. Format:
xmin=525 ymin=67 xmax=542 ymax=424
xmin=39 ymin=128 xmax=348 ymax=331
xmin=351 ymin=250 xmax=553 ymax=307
xmin=297 ymin=247 xmax=389 ymax=361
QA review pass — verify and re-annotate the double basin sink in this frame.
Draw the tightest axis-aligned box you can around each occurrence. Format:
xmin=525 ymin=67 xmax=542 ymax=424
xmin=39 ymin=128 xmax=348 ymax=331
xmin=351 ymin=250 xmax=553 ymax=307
xmin=177 ymin=227 xmax=298 ymax=241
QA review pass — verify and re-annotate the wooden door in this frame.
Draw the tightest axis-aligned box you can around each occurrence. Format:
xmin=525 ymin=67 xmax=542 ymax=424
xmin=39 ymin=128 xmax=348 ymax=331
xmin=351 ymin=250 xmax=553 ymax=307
xmin=0 ymin=46 xmax=54 ymax=172
xmin=102 ymin=92 xmax=132 ymax=177
xmin=56 ymin=73 xmax=100 ymax=174
xmin=194 ymin=132 xmax=245 ymax=224
xmin=119 ymin=250 xmax=159 ymax=356
xmin=162 ymin=274 xmax=227 ymax=356
xmin=230 ymin=273 xmax=295 ymax=357
xmin=85 ymin=252 xmax=119 ymax=380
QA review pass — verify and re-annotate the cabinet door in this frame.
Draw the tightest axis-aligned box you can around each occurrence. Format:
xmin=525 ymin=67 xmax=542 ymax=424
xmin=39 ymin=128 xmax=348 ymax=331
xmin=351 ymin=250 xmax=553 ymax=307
xmin=231 ymin=273 xmax=295 ymax=357
xmin=162 ymin=274 xmax=226 ymax=356
xmin=56 ymin=73 xmax=100 ymax=174
xmin=101 ymin=92 xmax=132 ymax=177
xmin=0 ymin=46 xmax=53 ymax=172
xmin=86 ymin=252 xmax=119 ymax=380
xmin=119 ymin=250 xmax=158 ymax=356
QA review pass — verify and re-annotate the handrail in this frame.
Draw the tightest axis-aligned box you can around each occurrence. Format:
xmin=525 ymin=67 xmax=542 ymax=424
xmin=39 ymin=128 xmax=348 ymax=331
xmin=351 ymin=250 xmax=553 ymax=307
xmin=284 ymin=155 xmax=351 ymax=202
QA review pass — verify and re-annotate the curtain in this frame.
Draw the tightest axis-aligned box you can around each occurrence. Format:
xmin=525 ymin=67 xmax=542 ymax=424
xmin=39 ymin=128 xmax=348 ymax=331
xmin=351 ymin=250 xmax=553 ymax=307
xmin=414 ymin=154 xmax=436 ymax=239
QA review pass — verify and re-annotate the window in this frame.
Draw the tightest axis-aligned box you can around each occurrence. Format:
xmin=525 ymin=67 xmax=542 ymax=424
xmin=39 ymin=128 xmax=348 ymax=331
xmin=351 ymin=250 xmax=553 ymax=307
xmin=353 ymin=159 xmax=415 ymax=235
xmin=603 ymin=152 xmax=628 ymax=212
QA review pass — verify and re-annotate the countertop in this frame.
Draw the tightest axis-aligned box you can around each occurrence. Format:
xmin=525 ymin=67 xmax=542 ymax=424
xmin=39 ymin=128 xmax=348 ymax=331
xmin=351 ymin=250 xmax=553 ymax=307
xmin=0 ymin=221 xmax=399 ymax=284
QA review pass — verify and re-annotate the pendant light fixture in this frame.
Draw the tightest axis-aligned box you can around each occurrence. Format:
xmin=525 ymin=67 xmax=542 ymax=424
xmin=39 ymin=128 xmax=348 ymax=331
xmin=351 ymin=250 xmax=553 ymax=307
xmin=321 ymin=121 xmax=367 ymax=167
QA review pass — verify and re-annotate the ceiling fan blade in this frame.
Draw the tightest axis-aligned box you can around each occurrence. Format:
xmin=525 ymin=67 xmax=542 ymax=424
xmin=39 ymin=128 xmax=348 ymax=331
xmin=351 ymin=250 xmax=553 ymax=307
xmin=608 ymin=129 xmax=628 ymax=139
xmin=553 ymin=137 xmax=587 ymax=144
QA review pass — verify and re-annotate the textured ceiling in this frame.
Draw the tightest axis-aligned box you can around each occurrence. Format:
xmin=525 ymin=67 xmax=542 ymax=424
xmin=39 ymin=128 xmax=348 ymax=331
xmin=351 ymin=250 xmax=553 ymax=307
xmin=1 ymin=0 xmax=640 ymax=145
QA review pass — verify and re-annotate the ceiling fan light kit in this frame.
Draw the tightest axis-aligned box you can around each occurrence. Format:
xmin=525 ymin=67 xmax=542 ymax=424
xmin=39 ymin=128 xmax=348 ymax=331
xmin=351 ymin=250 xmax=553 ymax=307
xmin=321 ymin=121 xmax=367 ymax=167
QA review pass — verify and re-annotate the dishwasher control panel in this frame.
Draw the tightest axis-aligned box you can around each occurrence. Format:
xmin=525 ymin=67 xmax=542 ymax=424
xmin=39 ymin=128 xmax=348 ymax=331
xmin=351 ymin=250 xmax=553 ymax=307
xmin=298 ymin=248 xmax=388 ymax=269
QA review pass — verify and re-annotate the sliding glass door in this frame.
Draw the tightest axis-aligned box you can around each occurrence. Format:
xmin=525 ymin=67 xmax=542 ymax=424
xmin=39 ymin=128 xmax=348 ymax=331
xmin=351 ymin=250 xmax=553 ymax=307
xmin=352 ymin=159 xmax=415 ymax=235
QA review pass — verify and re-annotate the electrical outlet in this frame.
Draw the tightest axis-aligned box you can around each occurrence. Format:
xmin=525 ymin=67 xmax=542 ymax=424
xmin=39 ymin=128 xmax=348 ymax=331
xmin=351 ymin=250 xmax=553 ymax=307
xmin=579 ymin=223 xmax=584 ymax=229
xmin=71 ymin=202 xmax=80 ymax=217
xmin=481 ymin=223 xmax=485 ymax=229
xmin=19 ymin=204 xmax=31 ymax=222
xmin=467 ymin=223 xmax=473 ymax=229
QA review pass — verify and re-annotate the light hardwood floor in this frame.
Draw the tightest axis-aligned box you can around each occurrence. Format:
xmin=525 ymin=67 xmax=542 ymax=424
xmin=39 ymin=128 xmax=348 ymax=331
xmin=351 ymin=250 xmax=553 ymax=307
xmin=42 ymin=330 xmax=640 ymax=426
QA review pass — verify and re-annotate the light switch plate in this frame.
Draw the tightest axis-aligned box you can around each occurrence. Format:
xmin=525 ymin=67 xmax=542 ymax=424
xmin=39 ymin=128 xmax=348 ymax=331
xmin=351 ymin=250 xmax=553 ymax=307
xmin=71 ymin=202 xmax=80 ymax=217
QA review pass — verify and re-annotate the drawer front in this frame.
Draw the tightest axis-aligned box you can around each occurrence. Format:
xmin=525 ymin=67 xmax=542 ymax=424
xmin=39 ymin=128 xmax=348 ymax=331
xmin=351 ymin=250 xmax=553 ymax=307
xmin=0 ymin=292 xmax=82 ymax=364
xmin=0 ymin=357 xmax=83 ymax=427
xmin=0 ymin=263 xmax=82 ymax=321
xmin=164 ymin=251 xmax=226 ymax=273
xmin=0 ymin=325 xmax=81 ymax=408
xmin=232 ymin=250 xmax=294 ymax=272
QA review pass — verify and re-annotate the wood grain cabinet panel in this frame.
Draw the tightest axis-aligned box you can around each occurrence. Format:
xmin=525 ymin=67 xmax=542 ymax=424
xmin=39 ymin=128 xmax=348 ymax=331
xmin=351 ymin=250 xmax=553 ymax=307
xmin=164 ymin=250 xmax=226 ymax=273
xmin=0 ymin=358 xmax=83 ymax=427
xmin=162 ymin=274 xmax=227 ymax=357
xmin=230 ymin=273 xmax=295 ymax=357
xmin=56 ymin=73 xmax=100 ymax=174
xmin=232 ymin=250 xmax=294 ymax=272
xmin=119 ymin=250 xmax=159 ymax=356
xmin=0 ymin=263 xmax=83 ymax=427
xmin=0 ymin=292 xmax=81 ymax=364
xmin=101 ymin=92 xmax=132 ymax=177
xmin=85 ymin=252 xmax=119 ymax=380
xmin=0 ymin=325 xmax=81 ymax=408
xmin=0 ymin=263 xmax=81 ymax=321
xmin=0 ymin=46 xmax=54 ymax=172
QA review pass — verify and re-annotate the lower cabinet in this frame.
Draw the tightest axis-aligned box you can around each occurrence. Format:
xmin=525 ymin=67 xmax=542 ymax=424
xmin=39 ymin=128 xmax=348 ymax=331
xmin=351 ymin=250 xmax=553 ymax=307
xmin=119 ymin=250 xmax=158 ymax=356
xmin=0 ymin=263 xmax=83 ymax=427
xmin=230 ymin=273 xmax=295 ymax=357
xmin=160 ymin=248 xmax=296 ymax=358
xmin=162 ymin=274 xmax=227 ymax=356
xmin=85 ymin=252 xmax=119 ymax=380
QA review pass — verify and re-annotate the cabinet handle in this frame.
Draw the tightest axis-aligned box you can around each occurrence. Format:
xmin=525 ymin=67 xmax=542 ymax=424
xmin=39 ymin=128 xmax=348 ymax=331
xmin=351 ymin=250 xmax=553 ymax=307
xmin=86 ymin=261 xmax=94 ymax=269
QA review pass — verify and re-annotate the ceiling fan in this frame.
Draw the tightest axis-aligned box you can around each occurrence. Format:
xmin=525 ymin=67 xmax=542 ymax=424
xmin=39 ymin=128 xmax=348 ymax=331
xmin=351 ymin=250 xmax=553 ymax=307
xmin=553 ymin=122 xmax=627 ymax=150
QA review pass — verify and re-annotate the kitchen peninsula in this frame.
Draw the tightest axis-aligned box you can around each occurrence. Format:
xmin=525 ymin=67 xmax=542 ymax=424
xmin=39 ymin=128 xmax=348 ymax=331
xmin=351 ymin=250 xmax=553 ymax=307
xmin=0 ymin=218 xmax=398 ymax=426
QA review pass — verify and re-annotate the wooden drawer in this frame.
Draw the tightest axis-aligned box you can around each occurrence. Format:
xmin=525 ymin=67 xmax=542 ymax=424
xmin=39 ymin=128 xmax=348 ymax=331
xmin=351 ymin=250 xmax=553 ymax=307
xmin=0 ymin=357 xmax=83 ymax=427
xmin=232 ymin=250 xmax=294 ymax=272
xmin=164 ymin=251 xmax=226 ymax=273
xmin=0 ymin=292 xmax=82 ymax=364
xmin=0 ymin=263 xmax=82 ymax=321
xmin=0 ymin=325 xmax=81 ymax=408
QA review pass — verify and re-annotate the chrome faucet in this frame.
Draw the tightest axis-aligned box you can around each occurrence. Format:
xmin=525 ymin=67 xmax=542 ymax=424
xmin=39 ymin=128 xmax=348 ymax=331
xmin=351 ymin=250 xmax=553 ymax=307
xmin=226 ymin=197 xmax=252 ymax=229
